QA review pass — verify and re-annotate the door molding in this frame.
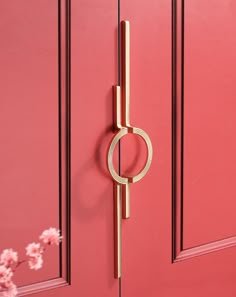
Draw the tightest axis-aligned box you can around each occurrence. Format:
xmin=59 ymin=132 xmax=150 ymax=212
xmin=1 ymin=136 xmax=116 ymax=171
xmin=172 ymin=0 xmax=236 ymax=263
xmin=17 ymin=1 xmax=71 ymax=294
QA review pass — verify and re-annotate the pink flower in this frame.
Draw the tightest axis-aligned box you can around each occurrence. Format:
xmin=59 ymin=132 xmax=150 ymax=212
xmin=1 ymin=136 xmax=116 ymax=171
xmin=25 ymin=243 xmax=42 ymax=257
xmin=26 ymin=243 xmax=43 ymax=271
xmin=39 ymin=228 xmax=62 ymax=245
xmin=0 ymin=266 xmax=13 ymax=285
xmin=0 ymin=283 xmax=17 ymax=297
xmin=0 ymin=250 xmax=18 ymax=267
xmin=28 ymin=255 xmax=43 ymax=271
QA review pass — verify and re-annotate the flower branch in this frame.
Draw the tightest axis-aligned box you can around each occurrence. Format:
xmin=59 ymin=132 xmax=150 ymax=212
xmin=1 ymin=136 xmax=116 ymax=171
xmin=0 ymin=227 xmax=62 ymax=297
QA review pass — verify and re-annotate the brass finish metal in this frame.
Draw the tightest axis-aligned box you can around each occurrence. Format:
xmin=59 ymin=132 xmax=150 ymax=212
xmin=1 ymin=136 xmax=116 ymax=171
xmin=113 ymin=86 xmax=122 ymax=129
xmin=108 ymin=20 xmax=153 ymax=279
xmin=108 ymin=128 xmax=129 ymax=185
xmin=122 ymin=183 xmax=130 ymax=219
xmin=114 ymin=183 xmax=122 ymax=278
xmin=108 ymin=127 xmax=153 ymax=185
xmin=121 ymin=20 xmax=131 ymax=127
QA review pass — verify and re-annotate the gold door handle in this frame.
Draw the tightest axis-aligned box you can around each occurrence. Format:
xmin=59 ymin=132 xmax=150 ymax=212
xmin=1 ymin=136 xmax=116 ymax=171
xmin=108 ymin=20 xmax=153 ymax=279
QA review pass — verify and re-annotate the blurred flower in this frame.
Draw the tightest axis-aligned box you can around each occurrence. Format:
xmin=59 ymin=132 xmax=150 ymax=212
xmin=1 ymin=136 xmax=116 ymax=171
xmin=39 ymin=228 xmax=62 ymax=245
xmin=28 ymin=255 xmax=43 ymax=271
xmin=25 ymin=243 xmax=42 ymax=257
xmin=0 ymin=227 xmax=61 ymax=296
xmin=0 ymin=265 xmax=16 ymax=297
xmin=0 ymin=282 xmax=17 ymax=297
xmin=0 ymin=250 xmax=18 ymax=267
xmin=0 ymin=266 xmax=13 ymax=284
xmin=26 ymin=243 xmax=43 ymax=271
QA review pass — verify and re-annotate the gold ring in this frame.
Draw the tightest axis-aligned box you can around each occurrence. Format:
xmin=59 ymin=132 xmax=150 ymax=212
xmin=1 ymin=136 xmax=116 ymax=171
xmin=107 ymin=127 xmax=153 ymax=184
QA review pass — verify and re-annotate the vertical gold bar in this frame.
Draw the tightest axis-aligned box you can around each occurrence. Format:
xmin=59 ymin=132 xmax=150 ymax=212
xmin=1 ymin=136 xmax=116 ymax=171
xmin=121 ymin=20 xmax=131 ymax=221
xmin=121 ymin=20 xmax=130 ymax=127
xmin=122 ymin=183 xmax=130 ymax=219
xmin=114 ymin=183 xmax=122 ymax=278
xmin=113 ymin=86 xmax=122 ymax=129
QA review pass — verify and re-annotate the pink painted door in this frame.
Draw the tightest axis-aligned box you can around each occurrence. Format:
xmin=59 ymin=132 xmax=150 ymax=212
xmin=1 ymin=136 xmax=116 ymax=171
xmin=121 ymin=0 xmax=236 ymax=296
xmin=2 ymin=0 xmax=236 ymax=297
xmin=0 ymin=1 xmax=118 ymax=297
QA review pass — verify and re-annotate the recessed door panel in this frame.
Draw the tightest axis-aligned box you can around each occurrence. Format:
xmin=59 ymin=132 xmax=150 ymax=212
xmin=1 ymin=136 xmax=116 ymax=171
xmin=0 ymin=0 xmax=60 ymax=287
xmin=183 ymin=0 xmax=236 ymax=249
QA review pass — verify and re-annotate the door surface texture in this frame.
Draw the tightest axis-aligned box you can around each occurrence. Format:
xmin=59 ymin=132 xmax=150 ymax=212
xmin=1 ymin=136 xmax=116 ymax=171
xmin=1 ymin=1 xmax=236 ymax=297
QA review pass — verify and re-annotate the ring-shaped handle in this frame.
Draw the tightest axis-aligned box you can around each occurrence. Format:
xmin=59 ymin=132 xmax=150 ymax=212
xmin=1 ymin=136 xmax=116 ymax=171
xmin=107 ymin=127 xmax=153 ymax=184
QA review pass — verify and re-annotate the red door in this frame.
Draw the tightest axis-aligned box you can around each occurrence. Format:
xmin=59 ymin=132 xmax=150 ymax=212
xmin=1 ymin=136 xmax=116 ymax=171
xmin=121 ymin=0 xmax=236 ymax=296
xmin=1 ymin=1 xmax=236 ymax=297
xmin=0 ymin=1 xmax=118 ymax=297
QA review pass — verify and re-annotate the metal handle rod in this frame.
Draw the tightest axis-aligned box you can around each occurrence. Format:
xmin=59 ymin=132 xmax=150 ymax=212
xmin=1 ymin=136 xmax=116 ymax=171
xmin=122 ymin=183 xmax=130 ymax=219
xmin=121 ymin=20 xmax=131 ymax=219
xmin=121 ymin=20 xmax=131 ymax=128
xmin=113 ymin=86 xmax=122 ymax=130
xmin=108 ymin=20 xmax=153 ymax=279
xmin=114 ymin=183 xmax=122 ymax=278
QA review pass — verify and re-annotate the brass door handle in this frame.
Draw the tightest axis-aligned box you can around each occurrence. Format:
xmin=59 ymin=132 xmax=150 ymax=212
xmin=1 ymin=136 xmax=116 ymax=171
xmin=107 ymin=20 xmax=153 ymax=278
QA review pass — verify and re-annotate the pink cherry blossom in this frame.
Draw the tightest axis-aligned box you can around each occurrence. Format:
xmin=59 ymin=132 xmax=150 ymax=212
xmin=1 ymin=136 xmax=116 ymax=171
xmin=25 ymin=243 xmax=43 ymax=271
xmin=0 ymin=266 xmax=13 ymax=285
xmin=0 ymin=283 xmax=17 ymax=297
xmin=0 ymin=250 xmax=18 ymax=267
xmin=28 ymin=255 xmax=43 ymax=271
xmin=39 ymin=228 xmax=62 ymax=245
xmin=0 ymin=266 xmax=16 ymax=297
xmin=25 ymin=243 xmax=42 ymax=257
xmin=0 ymin=227 xmax=62 ymax=296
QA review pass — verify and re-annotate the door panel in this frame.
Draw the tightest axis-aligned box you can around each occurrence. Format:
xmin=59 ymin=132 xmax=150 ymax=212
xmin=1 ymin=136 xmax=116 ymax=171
xmin=121 ymin=0 xmax=172 ymax=296
xmin=70 ymin=0 xmax=118 ymax=296
xmin=121 ymin=0 xmax=236 ymax=297
xmin=183 ymin=0 xmax=236 ymax=249
xmin=0 ymin=1 xmax=118 ymax=296
xmin=0 ymin=0 xmax=60 ymax=287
